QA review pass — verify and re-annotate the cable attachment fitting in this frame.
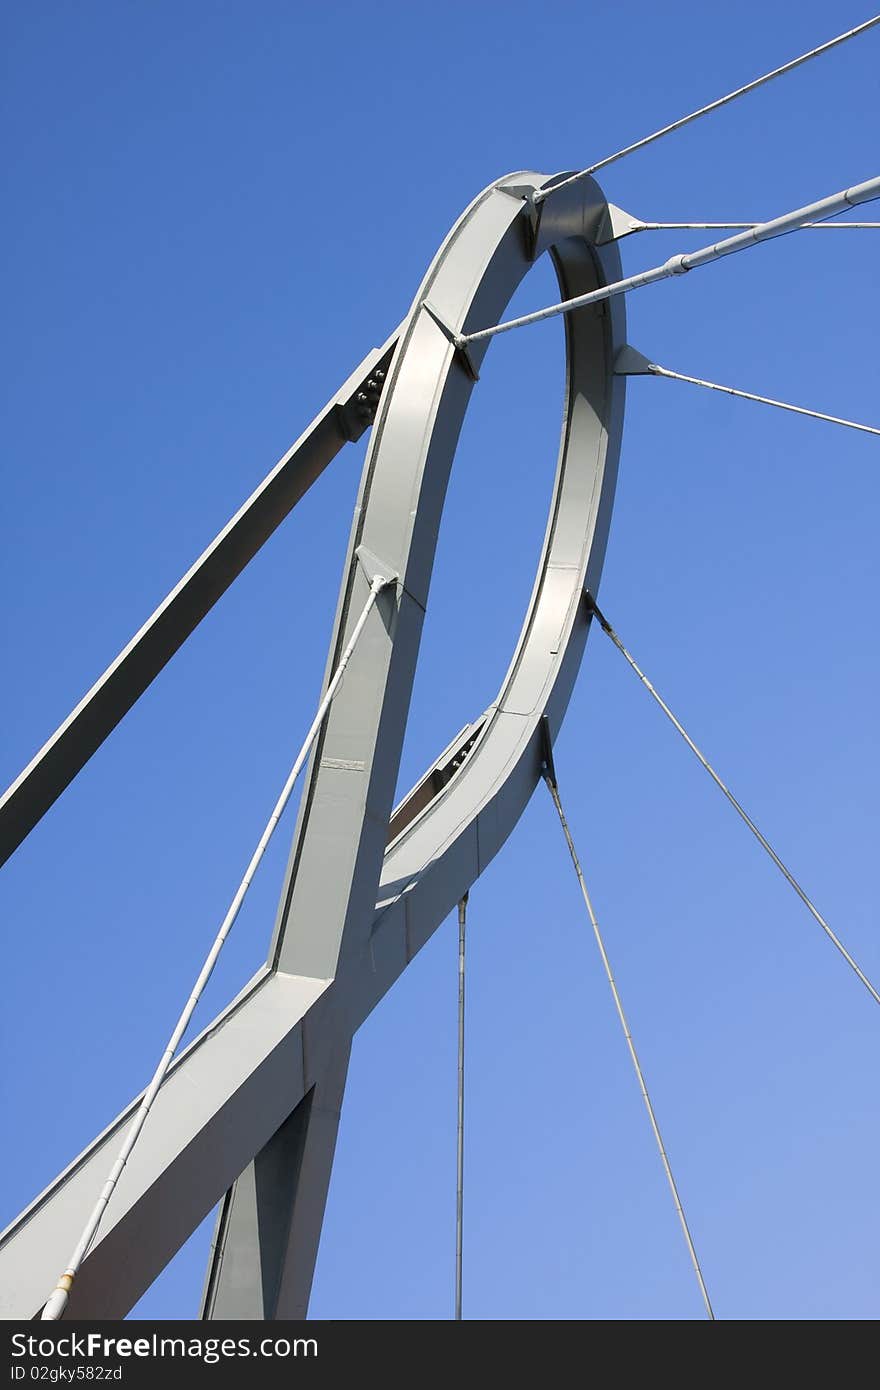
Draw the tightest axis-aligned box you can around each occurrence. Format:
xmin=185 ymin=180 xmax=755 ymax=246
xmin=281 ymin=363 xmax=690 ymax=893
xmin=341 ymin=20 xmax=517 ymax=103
xmin=584 ymin=589 xmax=615 ymax=642
xmin=422 ymin=301 xmax=481 ymax=382
xmin=496 ymin=181 xmax=544 ymax=260
xmin=539 ymin=714 xmax=558 ymax=791
xmin=40 ymin=1271 xmax=75 ymax=1321
xmin=355 ymin=543 xmax=398 ymax=590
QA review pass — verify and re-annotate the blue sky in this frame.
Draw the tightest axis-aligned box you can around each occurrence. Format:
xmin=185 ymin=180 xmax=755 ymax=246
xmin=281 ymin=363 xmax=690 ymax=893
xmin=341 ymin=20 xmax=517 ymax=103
xmin=1 ymin=1 xmax=878 ymax=1321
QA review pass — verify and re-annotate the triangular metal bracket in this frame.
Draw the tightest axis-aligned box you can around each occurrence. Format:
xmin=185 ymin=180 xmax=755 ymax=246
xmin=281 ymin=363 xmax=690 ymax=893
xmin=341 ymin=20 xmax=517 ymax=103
xmin=421 ymin=300 xmax=480 ymax=382
xmin=595 ymin=203 xmax=647 ymax=245
xmin=614 ymin=344 xmax=656 ymax=376
xmin=496 ymin=182 xmax=543 ymax=260
xmin=355 ymin=544 xmax=398 ymax=588
xmin=539 ymin=714 xmax=557 ymax=790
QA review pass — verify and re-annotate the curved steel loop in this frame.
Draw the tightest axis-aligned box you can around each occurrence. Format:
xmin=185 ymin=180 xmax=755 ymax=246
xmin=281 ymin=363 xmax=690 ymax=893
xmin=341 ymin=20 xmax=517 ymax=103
xmin=0 ymin=171 xmax=626 ymax=1320
xmin=270 ymin=169 xmax=627 ymax=1016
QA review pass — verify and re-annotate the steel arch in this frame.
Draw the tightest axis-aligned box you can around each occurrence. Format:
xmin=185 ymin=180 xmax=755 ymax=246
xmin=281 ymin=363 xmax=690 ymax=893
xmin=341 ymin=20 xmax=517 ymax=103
xmin=0 ymin=170 xmax=626 ymax=1319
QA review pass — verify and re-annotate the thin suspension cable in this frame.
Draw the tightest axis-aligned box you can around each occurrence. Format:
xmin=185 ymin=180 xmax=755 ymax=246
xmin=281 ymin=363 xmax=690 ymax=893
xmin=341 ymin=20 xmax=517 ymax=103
xmin=455 ymin=893 xmax=468 ymax=1321
xmin=646 ymin=363 xmax=880 ymax=437
xmin=543 ymin=773 xmax=715 ymax=1320
xmin=588 ymin=597 xmax=880 ymax=1010
xmin=637 ymin=220 xmax=880 ymax=231
xmin=458 ymin=176 xmax=880 ymax=346
xmin=534 ymin=16 xmax=880 ymax=203
xmin=39 ymin=572 xmax=396 ymax=1322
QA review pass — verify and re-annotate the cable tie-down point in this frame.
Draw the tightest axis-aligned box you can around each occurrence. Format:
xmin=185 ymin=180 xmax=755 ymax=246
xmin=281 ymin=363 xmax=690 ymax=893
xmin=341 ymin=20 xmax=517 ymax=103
xmin=422 ymin=301 xmax=480 ymax=381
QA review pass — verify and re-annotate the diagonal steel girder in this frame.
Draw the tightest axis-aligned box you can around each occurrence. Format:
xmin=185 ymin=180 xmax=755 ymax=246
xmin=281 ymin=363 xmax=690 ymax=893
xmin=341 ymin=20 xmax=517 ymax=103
xmin=0 ymin=169 xmax=626 ymax=1319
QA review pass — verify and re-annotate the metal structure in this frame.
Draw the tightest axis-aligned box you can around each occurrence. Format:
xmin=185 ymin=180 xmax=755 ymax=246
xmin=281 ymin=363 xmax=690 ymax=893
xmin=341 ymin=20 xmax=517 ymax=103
xmin=0 ymin=170 xmax=627 ymax=1319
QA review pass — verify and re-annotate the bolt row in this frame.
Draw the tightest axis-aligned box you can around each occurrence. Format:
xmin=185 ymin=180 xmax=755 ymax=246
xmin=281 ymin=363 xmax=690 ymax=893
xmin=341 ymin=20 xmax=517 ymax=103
xmin=355 ymin=369 xmax=386 ymax=425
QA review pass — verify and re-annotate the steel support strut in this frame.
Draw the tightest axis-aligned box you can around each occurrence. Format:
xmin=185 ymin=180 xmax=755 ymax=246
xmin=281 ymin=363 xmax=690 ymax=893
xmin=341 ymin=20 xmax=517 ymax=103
xmin=0 ymin=167 xmax=625 ymax=1319
xmin=201 ymin=1045 xmax=351 ymax=1319
xmin=0 ymin=337 xmax=398 ymax=870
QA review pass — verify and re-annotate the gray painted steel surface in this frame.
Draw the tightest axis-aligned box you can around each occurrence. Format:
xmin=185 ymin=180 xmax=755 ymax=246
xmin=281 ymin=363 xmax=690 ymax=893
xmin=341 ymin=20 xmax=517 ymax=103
xmin=0 ymin=337 xmax=398 ymax=870
xmin=0 ymin=169 xmax=625 ymax=1319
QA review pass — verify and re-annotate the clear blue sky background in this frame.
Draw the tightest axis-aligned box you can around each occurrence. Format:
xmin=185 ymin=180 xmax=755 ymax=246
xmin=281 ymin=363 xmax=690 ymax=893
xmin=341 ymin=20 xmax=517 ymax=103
xmin=1 ymin=2 xmax=878 ymax=1322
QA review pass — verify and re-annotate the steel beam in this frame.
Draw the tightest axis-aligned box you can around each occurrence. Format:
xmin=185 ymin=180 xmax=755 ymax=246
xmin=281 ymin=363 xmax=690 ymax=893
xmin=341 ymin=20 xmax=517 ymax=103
xmin=0 ymin=336 xmax=397 ymax=869
xmin=201 ymin=1045 xmax=351 ymax=1319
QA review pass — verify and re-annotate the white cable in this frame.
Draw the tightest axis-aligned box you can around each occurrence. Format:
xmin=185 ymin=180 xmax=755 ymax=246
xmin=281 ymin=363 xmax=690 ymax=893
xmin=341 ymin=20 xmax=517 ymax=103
xmin=645 ymin=364 xmax=880 ymax=437
xmin=589 ymin=599 xmax=880 ymax=1010
xmin=637 ymin=221 xmax=880 ymax=231
xmin=544 ymin=774 xmax=715 ymax=1320
xmin=458 ymin=176 xmax=880 ymax=347
xmin=534 ymin=16 xmax=880 ymax=202
xmin=39 ymin=571 xmax=395 ymax=1321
